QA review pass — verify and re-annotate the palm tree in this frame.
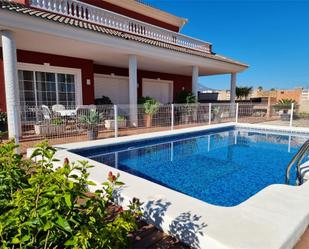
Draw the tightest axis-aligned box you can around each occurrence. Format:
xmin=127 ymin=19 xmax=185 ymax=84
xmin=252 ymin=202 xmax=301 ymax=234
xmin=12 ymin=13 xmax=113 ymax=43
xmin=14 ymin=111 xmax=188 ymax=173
xmin=236 ymin=86 xmax=253 ymax=100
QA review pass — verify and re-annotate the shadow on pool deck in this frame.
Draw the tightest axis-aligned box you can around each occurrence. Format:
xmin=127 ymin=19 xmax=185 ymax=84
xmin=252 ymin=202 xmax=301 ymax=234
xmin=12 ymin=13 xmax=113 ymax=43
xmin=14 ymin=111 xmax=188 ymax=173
xmin=130 ymin=199 xmax=208 ymax=249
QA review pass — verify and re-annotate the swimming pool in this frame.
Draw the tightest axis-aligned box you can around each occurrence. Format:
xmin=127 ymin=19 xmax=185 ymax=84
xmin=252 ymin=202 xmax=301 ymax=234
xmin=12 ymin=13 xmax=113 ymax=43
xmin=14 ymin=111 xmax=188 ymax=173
xmin=72 ymin=126 xmax=309 ymax=207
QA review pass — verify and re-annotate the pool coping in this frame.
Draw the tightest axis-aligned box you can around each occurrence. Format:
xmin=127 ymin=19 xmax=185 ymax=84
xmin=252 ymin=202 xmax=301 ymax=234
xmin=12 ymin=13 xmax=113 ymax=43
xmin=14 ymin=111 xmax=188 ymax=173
xmin=27 ymin=122 xmax=309 ymax=249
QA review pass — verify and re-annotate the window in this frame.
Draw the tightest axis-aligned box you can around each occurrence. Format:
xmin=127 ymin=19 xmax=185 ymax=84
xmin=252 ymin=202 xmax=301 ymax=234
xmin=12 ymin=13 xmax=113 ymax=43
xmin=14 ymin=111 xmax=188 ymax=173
xmin=18 ymin=70 xmax=77 ymax=107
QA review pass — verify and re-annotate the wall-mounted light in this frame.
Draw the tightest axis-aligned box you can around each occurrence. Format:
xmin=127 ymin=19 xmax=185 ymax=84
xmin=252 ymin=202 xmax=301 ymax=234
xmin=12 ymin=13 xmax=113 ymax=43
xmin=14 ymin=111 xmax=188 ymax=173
xmin=182 ymin=87 xmax=185 ymax=90
xmin=86 ymin=79 xmax=91 ymax=86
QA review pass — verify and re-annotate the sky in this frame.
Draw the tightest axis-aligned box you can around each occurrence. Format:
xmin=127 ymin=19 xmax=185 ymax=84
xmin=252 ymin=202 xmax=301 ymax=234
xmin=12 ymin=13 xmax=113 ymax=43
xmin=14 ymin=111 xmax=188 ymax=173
xmin=143 ymin=0 xmax=309 ymax=90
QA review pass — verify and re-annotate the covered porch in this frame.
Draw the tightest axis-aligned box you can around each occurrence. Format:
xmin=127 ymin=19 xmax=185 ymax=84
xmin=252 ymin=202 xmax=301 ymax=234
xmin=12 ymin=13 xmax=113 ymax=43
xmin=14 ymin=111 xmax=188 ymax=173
xmin=0 ymin=0 xmax=247 ymax=141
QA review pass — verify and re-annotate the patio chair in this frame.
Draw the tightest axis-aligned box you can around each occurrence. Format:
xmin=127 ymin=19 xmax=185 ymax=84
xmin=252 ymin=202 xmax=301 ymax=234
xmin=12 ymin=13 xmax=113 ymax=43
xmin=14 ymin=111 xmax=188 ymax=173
xmin=41 ymin=105 xmax=52 ymax=123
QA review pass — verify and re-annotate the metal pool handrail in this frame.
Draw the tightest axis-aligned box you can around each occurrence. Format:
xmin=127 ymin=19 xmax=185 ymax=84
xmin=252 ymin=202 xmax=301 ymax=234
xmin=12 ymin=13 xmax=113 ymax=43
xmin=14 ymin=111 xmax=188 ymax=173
xmin=285 ymin=139 xmax=309 ymax=185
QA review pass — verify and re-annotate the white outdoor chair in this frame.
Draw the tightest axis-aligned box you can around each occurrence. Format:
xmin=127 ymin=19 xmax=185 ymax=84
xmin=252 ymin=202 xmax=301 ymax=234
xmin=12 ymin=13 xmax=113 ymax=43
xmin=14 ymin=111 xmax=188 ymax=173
xmin=41 ymin=105 xmax=52 ymax=122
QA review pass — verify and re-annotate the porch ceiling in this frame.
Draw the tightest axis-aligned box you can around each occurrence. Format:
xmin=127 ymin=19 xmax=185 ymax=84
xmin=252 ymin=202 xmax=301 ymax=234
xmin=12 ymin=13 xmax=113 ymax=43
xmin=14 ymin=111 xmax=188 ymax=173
xmin=0 ymin=2 xmax=248 ymax=76
xmin=0 ymin=28 xmax=242 ymax=76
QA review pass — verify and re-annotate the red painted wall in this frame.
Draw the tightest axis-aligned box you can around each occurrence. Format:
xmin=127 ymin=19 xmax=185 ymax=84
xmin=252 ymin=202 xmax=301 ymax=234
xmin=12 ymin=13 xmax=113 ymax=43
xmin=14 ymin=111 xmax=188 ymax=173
xmin=12 ymin=0 xmax=29 ymax=5
xmin=0 ymin=50 xmax=94 ymax=109
xmin=0 ymin=50 xmax=191 ymax=111
xmin=93 ymin=64 xmax=192 ymax=102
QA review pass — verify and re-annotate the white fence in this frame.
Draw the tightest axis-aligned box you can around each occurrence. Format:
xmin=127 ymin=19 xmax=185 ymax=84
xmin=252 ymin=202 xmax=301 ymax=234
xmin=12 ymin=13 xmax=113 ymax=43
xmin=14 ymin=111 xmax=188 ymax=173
xmin=16 ymin=102 xmax=309 ymax=147
xmin=19 ymin=103 xmax=234 ymax=142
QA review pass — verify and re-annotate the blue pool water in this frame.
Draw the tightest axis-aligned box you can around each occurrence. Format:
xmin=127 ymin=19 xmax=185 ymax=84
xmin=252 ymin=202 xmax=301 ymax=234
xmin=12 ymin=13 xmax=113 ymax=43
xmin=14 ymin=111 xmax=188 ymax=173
xmin=72 ymin=127 xmax=309 ymax=207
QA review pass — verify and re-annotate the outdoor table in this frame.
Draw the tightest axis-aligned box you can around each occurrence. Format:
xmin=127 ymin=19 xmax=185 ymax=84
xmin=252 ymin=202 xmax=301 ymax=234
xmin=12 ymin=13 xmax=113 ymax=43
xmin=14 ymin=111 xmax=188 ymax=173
xmin=55 ymin=109 xmax=76 ymax=117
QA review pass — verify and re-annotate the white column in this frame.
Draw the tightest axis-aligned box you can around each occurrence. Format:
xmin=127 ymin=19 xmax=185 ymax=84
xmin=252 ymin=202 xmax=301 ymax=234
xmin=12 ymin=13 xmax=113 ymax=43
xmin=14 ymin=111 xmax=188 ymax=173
xmin=171 ymin=104 xmax=174 ymax=130
xmin=1 ymin=30 xmax=20 ymax=142
xmin=192 ymin=66 xmax=199 ymax=98
xmin=129 ymin=55 xmax=138 ymax=127
xmin=230 ymin=73 xmax=237 ymax=103
xmin=114 ymin=104 xmax=118 ymax=137
xmin=235 ymin=103 xmax=239 ymax=123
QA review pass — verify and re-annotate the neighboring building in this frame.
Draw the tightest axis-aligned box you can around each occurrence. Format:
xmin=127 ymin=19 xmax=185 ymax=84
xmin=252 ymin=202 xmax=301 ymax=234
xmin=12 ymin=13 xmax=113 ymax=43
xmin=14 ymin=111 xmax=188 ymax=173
xmin=299 ymin=88 xmax=309 ymax=113
xmin=198 ymin=89 xmax=230 ymax=102
xmin=254 ymin=88 xmax=302 ymax=103
xmin=275 ymin=88 xmax=302 ymax=103
xmin=0 ymin=0 xmax=248 ymax=138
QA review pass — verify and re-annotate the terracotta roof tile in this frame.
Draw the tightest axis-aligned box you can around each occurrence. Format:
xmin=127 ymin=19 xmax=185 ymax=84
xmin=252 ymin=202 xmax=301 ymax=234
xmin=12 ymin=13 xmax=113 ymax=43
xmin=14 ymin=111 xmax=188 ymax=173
xmin=0 ymin=0 xmax=248 ymax=67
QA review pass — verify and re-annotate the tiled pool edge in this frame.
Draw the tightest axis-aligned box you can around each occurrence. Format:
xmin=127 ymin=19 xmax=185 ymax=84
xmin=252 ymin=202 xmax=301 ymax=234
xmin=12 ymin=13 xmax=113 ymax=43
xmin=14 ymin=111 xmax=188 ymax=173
xmin=27 ymin=123 xmax=309 ymax=249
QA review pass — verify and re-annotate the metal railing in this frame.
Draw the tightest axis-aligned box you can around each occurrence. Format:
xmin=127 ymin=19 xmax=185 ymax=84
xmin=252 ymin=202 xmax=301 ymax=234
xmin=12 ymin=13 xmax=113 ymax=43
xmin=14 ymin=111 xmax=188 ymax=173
xmin=29 ymin=0 xmax=211 ymax=53
xmin=18 ymin=103 xmax=236 ymax=142
xmin=285 ymin=139 xmax=309 ymax=185
xmin=7 ymin=102 xmax=308 ymax=154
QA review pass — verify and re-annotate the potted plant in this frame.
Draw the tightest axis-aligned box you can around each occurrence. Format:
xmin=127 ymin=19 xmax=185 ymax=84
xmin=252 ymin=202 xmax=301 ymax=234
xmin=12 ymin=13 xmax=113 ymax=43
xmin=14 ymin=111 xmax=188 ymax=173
xmin=175 ymin=90 xmax=197 ymax=124
xmin=211 ymin=106 xmax=221 ymax=122
xmin=79 ymin=109 xmax=102 ymax=140
xmin=104 ymin=115 xmax=127 ymax=130
xmin=0 ymin=110 xmax=7 ymax=132
xmin=34 ymin=118 xmax=66 ymax=136
xmin=139 ymin=97 xmax=160 ymax=128
xmin=273 ymin=99 xmax=296 ymax=121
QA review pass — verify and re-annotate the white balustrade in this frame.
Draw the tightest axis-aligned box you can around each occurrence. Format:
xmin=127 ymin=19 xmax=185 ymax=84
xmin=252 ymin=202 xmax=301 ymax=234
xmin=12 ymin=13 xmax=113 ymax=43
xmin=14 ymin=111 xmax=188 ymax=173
xmin=29 ymin=0 xmax=211 ymax=53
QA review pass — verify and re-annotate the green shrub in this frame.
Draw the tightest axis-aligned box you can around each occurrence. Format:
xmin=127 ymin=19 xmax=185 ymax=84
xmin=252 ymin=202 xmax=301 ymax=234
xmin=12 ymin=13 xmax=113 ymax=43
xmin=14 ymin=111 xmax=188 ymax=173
xmin=0 ymin=141 xmax=141 ymax=249
xmin=51 ymin=118 xmax=64 ymax=125
xmin=138 ymin=97 xmax=160 ymax=115
xmin=175 ymin=90 xmax=196 ymax=104
xmin=117 ymin=115 xmax=126 ymax=121
xmin=79 ymin=110 xmax=103 ymax=129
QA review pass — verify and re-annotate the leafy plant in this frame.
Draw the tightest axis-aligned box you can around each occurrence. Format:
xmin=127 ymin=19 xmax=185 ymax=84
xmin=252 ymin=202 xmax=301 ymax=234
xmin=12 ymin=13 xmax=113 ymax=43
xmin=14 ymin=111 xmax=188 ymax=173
xmin=139 ymin=97 xmax=160 ymax=115
xmin=274 ymin=99 xmax=297 ymax=113
xmin=0 ymin=141 xmax=29 ymax=213
xmin=117 ymin=115 xmax=126 ymax=122
xmin=175 ymin=90 xmax=196 ymax=104
xmin=0 ymin=141 xmax=141 ymax=249
xmin=277 ymin=99 xmax=296 ymax=105
xmin=79 ymin=109 xmax=103 ymax=129
xmin=51 ymin=118 xmax=64 ymax=125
